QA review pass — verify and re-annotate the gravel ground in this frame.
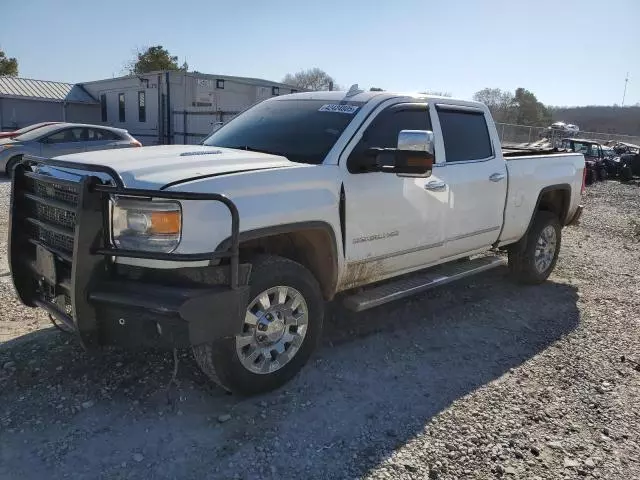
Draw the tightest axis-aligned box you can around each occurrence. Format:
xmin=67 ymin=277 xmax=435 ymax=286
xmin=1 ymin=178 xmax=639 ymax=480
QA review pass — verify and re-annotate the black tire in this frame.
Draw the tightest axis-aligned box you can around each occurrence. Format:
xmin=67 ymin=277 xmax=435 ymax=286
xmin=620 ymin=164 xmax=633 ymax=182
xmin=193 ymin=255 xmax=324 ymax=395
xmin=508 ymin=211 xmax=562 ymax=284
xmin=599 ymin=167 xmax=608 ymax=181
xmin=5 ymin=155 xmax=21 ymax=177
xmin=585 ymin=167 xmax=595 ymax=185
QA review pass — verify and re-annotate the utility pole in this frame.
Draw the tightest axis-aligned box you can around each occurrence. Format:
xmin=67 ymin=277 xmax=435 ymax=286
xmin=622 ymin=72 xmax=629 ymax=107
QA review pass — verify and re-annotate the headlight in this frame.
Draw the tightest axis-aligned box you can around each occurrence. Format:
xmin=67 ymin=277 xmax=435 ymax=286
xmin=111 ymin=198 xmax=182 ymax=252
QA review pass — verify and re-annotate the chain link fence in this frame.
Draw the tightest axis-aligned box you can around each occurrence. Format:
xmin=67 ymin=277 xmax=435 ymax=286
xmin=496 ymin=122 xmax=640 ymax=148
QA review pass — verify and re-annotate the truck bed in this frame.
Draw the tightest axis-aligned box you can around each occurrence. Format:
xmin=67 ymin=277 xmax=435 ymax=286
xmin=498 ymin=151 xmax=584 ymax=247
xmin=502 ymin=146 xmax=565 ymax=157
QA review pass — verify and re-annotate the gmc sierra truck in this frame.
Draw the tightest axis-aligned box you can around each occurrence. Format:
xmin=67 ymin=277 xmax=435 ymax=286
xmin=9 ymin=88 xmax=585 ymax=395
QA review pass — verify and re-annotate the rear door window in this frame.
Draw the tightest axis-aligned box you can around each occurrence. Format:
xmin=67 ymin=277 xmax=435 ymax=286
xmin=87 ymin=128 xmax=121 ymax=141
xmin=437 ymin=108 xmax=493 ymax=162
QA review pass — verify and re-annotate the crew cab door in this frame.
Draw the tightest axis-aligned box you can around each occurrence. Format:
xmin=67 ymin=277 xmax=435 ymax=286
xmin=432 ymin=105 xmax=507 ymax=256
xmin=339 ymin=103 xmax=445 ymax=287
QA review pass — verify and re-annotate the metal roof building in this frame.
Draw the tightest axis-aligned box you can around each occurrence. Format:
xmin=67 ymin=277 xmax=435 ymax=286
xmin=80 ymin=71 xmax=300 ymax=145
xmin=0 ymin=76 xmax=99 ymax=131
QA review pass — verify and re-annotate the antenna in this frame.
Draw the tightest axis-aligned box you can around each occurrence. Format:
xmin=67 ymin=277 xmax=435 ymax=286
xmin=622 ymin=72 xmax=629 ymax=107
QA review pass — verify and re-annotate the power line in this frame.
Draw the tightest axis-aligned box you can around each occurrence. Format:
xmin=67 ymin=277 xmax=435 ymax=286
xmin=622 ymin=72 xmax=629 ymax=107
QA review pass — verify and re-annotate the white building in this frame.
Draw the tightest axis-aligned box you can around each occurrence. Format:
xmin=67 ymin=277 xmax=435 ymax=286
xmin=81 ymin=71 xmax=300 ymax=145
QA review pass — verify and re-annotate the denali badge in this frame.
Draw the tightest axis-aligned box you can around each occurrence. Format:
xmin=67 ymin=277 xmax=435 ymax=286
xmin=352 ymin=231 xmax=399 ymax=244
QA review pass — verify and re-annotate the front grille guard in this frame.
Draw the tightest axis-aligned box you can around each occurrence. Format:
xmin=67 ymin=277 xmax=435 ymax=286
xmin=9 ymin=155 xmax=241 ymax=346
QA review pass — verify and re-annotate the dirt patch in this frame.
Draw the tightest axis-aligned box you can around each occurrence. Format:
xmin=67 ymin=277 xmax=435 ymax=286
xmin=339 ymin=259 xmax=385 ymax=290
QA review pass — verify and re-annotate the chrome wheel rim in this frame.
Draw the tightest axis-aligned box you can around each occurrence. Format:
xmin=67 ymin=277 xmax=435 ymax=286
xmin=236 ymin=286 xmax=308 ymax=374
xmin=534 ymin=225 xmax=557 ymax=273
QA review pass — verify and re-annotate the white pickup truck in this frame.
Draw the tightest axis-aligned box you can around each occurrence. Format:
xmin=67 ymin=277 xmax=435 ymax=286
xmin=9 ymin=88 xmax=585 ymax=395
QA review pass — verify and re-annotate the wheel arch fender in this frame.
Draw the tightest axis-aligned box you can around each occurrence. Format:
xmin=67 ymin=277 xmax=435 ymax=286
xmin=5 ymin=154 xmax=24 ymax=174
xmin=216 ymin=221 xmax=340 ymax=300
xmin=527 ymin=184 xmax=572 ymax=231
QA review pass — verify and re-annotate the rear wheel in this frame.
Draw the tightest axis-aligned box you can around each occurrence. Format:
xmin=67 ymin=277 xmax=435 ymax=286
xmin=193 ymin=255 xmax=324 ymax=395
xmin=585 ymin=167 xmax=595 ymax=185
xmin=508 ymin=211 xmax=561 ymax=284
xmin=620 ymin=164 xmax=633 ymax=181
xmin=599 ymin=166 xmax=608 ymax=181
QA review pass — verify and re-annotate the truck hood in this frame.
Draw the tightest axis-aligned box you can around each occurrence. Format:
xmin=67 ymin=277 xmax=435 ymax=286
xmin=49 ymin=145 xmax=301 ymax=189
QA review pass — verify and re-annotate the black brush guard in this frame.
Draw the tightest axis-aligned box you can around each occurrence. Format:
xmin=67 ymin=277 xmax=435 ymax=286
xmin=9 ymin=157 xmax=250 ymax=349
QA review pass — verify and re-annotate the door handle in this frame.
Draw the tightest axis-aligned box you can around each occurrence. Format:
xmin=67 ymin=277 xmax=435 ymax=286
xmin=489 ymin=172 xmax=506 ymax=182
xmin=424 ymin=180 xmax=447 ymax=192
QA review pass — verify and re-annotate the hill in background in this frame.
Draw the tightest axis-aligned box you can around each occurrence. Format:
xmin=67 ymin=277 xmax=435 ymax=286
xmin=551 ymin=106 xmax=640 ymax=137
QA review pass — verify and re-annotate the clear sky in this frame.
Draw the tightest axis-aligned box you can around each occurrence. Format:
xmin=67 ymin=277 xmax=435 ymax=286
xmin=2 ymin=0 xmax=639 ymax=106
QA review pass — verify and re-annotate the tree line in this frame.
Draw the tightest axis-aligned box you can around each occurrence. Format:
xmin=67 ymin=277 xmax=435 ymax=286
xmin=472 ymin=87 xmax=552 ymax=127
xmin=473 ymin=87 xmax=640 ymax=136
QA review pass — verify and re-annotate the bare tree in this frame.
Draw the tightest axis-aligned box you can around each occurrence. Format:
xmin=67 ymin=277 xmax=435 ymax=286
xmin=282 ymin=68 xmax=337 ymax=91
xmin=473 ymin=88 xmax=516 ymax=123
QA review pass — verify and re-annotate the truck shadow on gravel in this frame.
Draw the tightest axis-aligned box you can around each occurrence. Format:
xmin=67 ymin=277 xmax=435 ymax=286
xmin=0 ymin=268 xmax=580 ymax=480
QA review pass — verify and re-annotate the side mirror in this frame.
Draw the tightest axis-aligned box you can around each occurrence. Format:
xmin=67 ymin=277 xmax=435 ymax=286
xmin=397 ymin=130 xmax=435 ymax=155
xmin=376 ymin=130 xmax=435 ymax=177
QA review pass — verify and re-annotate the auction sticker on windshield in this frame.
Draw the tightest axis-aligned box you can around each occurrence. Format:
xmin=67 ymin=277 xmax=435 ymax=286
xmin=318 ymin=104 xmax=359 ymax=114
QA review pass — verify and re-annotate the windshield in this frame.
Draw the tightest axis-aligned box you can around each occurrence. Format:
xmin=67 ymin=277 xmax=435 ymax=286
xmin=570 ymin=141 xmax=600 ymax=156
xmin=202 ymin=98 xmax=364 ymax=164
xmin=13 ymin=123 xmax=66 ymax=142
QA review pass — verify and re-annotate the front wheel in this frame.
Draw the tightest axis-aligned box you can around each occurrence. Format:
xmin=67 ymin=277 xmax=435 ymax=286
xmin=193 ymin=255 xmax=324 ymax=395
xmin=508 ymin=211 xmax=562 ymax=284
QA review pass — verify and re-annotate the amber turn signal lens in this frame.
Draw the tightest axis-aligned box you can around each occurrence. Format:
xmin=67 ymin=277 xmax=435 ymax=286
xmin=150 ymin=211 xmax=181 ymax=234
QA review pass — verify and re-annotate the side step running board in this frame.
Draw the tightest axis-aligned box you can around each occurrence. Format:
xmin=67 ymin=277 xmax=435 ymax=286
xmin=343 ymin=255 xmax=506 ymax=312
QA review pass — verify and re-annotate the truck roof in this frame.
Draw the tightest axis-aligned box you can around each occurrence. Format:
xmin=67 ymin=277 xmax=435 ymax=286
xmin=280 ymin=90 xmax=485 ymax=110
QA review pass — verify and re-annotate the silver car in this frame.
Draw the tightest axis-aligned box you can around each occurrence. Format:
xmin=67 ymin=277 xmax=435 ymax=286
xmin=0 ymin=123 xmax=142 ymax=175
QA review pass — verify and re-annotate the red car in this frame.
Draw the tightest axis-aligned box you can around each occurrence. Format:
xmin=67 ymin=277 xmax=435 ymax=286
xmin=0 ymin=122 xmax=61 ymax=139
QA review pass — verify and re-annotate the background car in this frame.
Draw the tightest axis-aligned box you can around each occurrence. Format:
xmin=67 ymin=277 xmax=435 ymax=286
xmin=0 ymin=123 xmax=142 ymax=175
xmin=560 ymin=138 xmax=607 ymax=184
xmin=615 ymin=143 xmax=640 ymax=181
xmin=601 ymin=145 xmax=622 ymax=177
xmin=0 ymin=122 xmax=61 ymax=139
xmin=549 ymin=121 xmax=579 ymax=133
